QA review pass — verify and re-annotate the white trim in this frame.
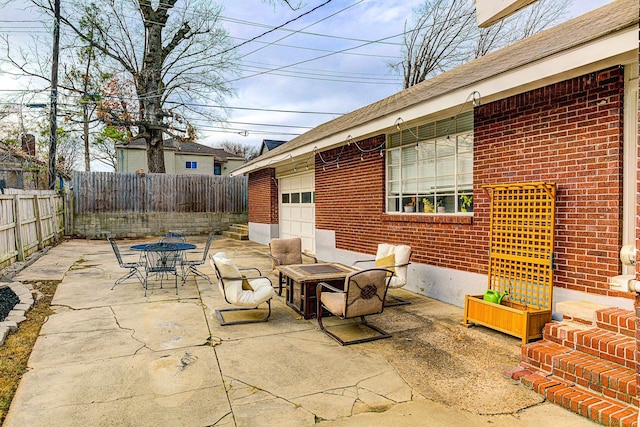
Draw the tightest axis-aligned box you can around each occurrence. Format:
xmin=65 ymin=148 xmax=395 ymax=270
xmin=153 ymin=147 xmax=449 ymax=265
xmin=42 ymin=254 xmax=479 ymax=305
xmin=232 ymin=26 xmax=637 ymax=176
xmin=622 ymin=65 xmax=639 ymax=275
xmin=475 ymin=0 xmax=538 ymax=28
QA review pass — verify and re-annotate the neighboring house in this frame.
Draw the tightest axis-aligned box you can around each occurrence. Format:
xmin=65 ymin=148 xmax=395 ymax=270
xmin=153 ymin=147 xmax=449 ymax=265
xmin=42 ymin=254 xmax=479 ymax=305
xmin=0 ymin=139 xmax=70 ymax=190
xmin=116 ymin=138 xmax=245 ymax=175
xmin=259 ymin=139 xmax=287 ymax=156
xmin=231 ymin=0 xmax=638 ymax=317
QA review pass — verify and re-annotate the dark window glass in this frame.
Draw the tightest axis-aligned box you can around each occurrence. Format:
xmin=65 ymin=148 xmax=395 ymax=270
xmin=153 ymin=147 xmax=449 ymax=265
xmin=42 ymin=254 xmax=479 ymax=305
xmin=301 ymin=192 xmax=312 ymax=203
xmin=282 ymin=193 xmax=290 ymax=203
xmin=291 ymin=192 xmax=300 ymax=203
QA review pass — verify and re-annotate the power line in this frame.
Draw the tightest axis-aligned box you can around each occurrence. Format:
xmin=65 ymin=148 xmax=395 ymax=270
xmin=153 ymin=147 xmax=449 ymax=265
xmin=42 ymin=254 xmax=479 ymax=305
xmin=0 ymin=91 xmax=346 ymax=115
xmin=163 ymin=100 xmax=344 ymax=116
xmin=237 ymin=0 xmax=367 ymax=60
xmin=228 ymin=35 xmax=401 ymax=60
xmin=227 ymin=27 xmax=414 ymax=83
xmin=215 ymin=0 xmax=334 ymax=58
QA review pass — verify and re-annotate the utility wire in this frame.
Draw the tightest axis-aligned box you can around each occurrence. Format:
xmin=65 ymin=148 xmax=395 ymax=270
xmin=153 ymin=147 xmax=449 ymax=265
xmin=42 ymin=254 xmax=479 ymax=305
xmin=237 ymin=0 xmax=366 ymax=60
xmin=215 ymin=0 xmax=333 ymax=58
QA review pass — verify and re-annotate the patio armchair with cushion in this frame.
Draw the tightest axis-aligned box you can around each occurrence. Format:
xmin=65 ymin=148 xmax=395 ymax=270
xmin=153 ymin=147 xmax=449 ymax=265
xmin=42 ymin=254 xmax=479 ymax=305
xmin=316 ymin=268 xmax=393 ymax=346
xmin=210 ymin=252 xmax=275 ymax=326
xmin=268 ymin=237 xmax=318 ymax=296
xmin=109 ymin=237 xmax=144 ymax=289
xmin=352 ymin=243 xmax=412 ymax=306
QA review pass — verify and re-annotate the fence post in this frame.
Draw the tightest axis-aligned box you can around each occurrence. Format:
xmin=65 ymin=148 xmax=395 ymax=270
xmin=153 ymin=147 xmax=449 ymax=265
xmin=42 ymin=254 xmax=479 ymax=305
xmin=65 ymin=188 xmax=73 ymax=236
xmin=13 ymin=195 xmax=25 ymax=261
xmin=34 ymin=195 xmax=44 ymax=249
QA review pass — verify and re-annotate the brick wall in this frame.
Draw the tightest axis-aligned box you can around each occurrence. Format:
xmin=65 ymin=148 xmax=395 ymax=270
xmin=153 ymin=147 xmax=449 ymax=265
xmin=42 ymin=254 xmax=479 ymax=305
xmin=248 ymin=168 xmax=278 ymax=224
xmin=249 ymin=66 xmax=628 ymax=301
xmin=475 ymin=65 xmax=625 ymax=299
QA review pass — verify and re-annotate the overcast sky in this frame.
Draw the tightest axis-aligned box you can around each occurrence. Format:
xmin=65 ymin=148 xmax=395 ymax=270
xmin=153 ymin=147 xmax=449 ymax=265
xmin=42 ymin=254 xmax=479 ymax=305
xmin=201 ymin=0 xmax=614 ymax=148
xmin=0 ymin=0 xmax=615 ymax=162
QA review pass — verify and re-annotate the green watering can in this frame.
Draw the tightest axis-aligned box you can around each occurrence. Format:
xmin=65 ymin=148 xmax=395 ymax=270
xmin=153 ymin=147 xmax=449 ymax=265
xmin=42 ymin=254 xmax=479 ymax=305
xmin=483 ymin=289 xmax=508 ymax=304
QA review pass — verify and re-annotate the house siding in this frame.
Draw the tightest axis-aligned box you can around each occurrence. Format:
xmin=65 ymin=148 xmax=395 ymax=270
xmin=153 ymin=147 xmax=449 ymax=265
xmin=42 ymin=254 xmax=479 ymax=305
xmin=248 ymin=168 xmax=278 ymax=224
xmin=318 ymin=66 xmax=629 ymax=301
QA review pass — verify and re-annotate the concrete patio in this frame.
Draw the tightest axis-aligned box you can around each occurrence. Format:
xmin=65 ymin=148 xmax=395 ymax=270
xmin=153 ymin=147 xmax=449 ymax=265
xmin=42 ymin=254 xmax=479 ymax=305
xmin=3 ymin=236 xmax=595 ymax=426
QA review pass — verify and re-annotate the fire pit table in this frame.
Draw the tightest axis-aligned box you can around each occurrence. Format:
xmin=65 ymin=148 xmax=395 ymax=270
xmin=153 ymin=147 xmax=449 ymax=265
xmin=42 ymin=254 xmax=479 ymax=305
xmin=275 ymin=263 xmax=358 ymax=319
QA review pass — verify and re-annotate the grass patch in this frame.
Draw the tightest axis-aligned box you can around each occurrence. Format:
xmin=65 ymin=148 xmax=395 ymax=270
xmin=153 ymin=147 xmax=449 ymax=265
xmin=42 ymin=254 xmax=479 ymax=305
xmin=0 ymin=281 xmax=57 ymax=424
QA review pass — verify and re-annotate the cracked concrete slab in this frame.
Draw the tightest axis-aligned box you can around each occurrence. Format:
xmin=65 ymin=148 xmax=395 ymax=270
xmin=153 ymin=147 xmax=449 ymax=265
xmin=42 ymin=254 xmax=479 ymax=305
xmin=112 ymin=300 xmax=210 ymax=351
xmin=4 ymin=238 xmax=599 ymax=427
xmin=39 ymin=306 xmax=117 ymax=334
xmin=51 ymin=272 xmax=201 ymax=309
xmin=13 ymin=242 xmax=86 ymax=282
xmin=28 ymin=328 xmax=144 ymax=368
xmin=215 ymin=331 xmax=415 ymax=403
xmin=4 ymin=346 xmax=229 ymax=427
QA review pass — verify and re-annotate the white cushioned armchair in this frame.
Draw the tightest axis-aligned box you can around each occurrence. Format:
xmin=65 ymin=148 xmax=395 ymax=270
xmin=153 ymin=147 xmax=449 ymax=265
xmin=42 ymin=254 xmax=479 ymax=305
xmin=210 ymin=252 xmax=275 ymax=325
xmin=353 ymin=243 xmax=412 ymax=306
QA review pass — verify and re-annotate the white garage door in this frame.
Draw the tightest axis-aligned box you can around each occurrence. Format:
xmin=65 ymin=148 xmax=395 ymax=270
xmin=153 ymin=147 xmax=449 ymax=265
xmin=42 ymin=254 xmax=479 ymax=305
xmin=279 ymin=173 xmax=315 ymax=253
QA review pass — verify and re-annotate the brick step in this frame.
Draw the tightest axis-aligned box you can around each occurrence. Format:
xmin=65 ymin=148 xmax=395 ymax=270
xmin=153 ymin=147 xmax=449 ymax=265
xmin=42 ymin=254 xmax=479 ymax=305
xmin=505 ymin=369 xmax=638 ymax=427
xmin=542 ymin=322 xmax=636 ymax=369
xmin=596 ymin=308 xmax=636 ymax=338
xmin=222 ymin=231 xmax=248 ymax=240
xmin=522 ymin=340 xmax=638 ymax=405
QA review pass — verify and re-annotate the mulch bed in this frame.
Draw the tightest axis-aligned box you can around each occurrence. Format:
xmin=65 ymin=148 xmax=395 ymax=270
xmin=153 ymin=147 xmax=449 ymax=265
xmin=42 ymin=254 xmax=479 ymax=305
xmin=0 ymin=287 xmax=19 ymax=322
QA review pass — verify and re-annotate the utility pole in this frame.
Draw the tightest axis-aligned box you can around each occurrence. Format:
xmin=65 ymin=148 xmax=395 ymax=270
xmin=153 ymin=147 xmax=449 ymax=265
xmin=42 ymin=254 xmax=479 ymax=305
xmin=48 ymin=0 xmax=60 ymax=189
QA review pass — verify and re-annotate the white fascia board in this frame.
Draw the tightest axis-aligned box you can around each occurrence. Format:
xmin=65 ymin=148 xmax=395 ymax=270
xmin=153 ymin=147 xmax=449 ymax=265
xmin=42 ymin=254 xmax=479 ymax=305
xmin=232 ymin=26 xmax=637 ymax=177
xmin=475 ymin=0 xmax=538 ymax=28
xmin=398 ymin=27 xmax=637 ymax=125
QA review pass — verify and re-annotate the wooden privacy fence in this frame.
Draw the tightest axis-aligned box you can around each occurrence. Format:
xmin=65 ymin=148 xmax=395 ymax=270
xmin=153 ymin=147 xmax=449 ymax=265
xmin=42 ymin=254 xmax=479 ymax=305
xmin=0 ymin=190 xmax=66 ymax=269
xmin=72 ymin=171 xmax=248 ymax=213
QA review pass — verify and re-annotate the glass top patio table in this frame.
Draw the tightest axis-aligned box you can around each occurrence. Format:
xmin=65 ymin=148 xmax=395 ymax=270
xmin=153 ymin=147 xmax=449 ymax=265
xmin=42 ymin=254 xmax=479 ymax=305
xmin=130 ymin=242 xmax=196 ymax=251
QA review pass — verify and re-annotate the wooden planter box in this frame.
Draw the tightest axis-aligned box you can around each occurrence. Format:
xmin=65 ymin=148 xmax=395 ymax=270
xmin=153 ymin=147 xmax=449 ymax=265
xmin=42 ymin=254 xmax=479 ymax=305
xmin=463 ymin=295 xmax=551 ymax=344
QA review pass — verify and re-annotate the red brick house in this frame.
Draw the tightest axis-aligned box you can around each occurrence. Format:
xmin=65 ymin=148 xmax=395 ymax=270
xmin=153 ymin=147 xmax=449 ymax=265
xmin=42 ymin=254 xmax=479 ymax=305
xmin=233 ymin=2 xmax=639 ymax=420
xmin=234 ymin=0 xmax=637 ymax=311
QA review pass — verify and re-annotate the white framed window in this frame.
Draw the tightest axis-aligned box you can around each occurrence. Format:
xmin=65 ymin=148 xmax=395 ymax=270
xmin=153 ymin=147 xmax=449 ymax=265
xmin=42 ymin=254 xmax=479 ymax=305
xmin=386 ymin=111 xmax=473 ymax=214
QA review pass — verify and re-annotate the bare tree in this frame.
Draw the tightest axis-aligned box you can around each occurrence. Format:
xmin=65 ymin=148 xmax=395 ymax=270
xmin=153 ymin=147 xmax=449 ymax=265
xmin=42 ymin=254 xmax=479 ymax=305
xmin=217 ymin=141 xmax=259 ymax=161
xmin=393 ymin=0 xmax=476 ymax=89
xmin=264 ymin=0 xmax=303 ymax=10
xmin=503 ymin=0 xmax=569 ymax=42
xmin=394 ymin=0 xmax=570 ymax=89
xmin=17 ymin=0 xmax=239 ymax=173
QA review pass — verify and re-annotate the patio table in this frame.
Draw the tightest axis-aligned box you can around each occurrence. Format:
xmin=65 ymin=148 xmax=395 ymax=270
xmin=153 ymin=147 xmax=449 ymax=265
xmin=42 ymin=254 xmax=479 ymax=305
xmin=275 ymin=262 xmax=358 ymax=319
xmin=131 ymin=242 xmax=197 ymax=294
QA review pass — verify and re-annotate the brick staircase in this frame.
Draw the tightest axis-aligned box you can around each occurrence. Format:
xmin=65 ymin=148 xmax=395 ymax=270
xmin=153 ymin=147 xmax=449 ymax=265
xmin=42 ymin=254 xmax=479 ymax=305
xmin=222 ymin=223 xmax=248 ymax=240
xmin=505 ymin=304 xmax=638 ymax=426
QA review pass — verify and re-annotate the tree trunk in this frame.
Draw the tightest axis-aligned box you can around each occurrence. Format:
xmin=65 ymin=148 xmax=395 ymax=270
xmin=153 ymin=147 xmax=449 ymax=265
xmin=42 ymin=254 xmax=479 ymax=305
xmin=137 ymin=4 xmax=170 ymax=173
xmin=145 ymin=128 xmax=165 ymax=173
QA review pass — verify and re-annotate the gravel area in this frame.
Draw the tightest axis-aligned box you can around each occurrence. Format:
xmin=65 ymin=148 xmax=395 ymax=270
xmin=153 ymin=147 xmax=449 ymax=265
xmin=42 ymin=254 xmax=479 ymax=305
xmin=0 ymin=287 xmax=19 ymax=321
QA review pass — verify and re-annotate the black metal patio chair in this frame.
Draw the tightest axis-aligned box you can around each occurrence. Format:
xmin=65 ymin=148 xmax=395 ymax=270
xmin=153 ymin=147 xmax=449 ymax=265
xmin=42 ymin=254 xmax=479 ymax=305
xmin=108 ymin=238 xmax=144 ymax=289
xmin=182 ymin=234 xmax=214 ymax=284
